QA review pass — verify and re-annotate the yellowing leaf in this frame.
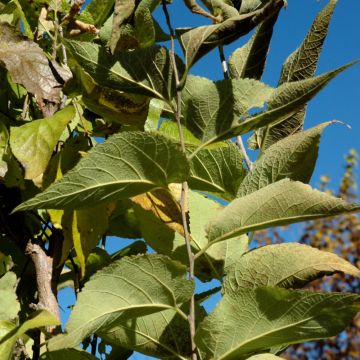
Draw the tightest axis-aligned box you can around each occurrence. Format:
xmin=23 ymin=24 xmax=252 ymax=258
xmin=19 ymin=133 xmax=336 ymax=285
xmin=131 ymin=188 xmax=184 ymax=237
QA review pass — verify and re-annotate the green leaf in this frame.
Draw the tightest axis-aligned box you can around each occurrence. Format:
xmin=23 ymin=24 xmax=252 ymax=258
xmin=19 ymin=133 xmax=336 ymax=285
xmin=0 ymin=23 xmax=72 ymax=102
xmin=65 ymin=40 xmax=184 ymax=102
xmin=134 ymin=4 xmax=155 ymax=48
xmin=82 ymin=0 xmax=115 ymax=27
xmin=12 ymin=0 xmax=33 ymax=39
xmin=223 ymin=243 xmax=360 ymax=293
xmin=136 ymin=191 xmax=248 ymax=281
xmin=177 ymin=1 xmax=283 ymax=70
xmin=40 ymin=349 xmax=99 ymax=360
xmin=10 ymin=106 xmax=76 ymax=181
xmin=67 ymin=205 xmax=109 ymax=278
xmin=0 ymin=272 xmax=20 ymax=322
xmin=279 ymin=0 xmax=337 ymax=84
xmin=14 ymin=131 xmax=190 ymax=211
xmin=237 ymin=122 xmax=331 ymax=197
xmin=0 ymin=121 xmax=9 ymax=179
xmin=253 ymin=0 xmax=338 ymax=150
xmin=207 ymin=179 xmax=360 ymax=244
xmin=199 ymin=61 xmax=357 ymax=147
xmin=195 ymin=287 xmax=360 ymax=360
xmin=144 ymin=99 xmax=163 ymax=132
xmin=229 ymin=9 xmax=280 ymax=80
xmin=48 ymin=254 xmax=194 ymax=350
xmin=182 ymin=76 xmax=274 ymax=143
xmin=189 ymin=141 xmax=247 ymax=200
xmin=246 ymin=355 xmax=285 ymax=360
xmin=0 ymin=310 xmax=60 ymax=360
xmin=110 ymin=0 xmax=136 ymax=52
xmin=201 ymin=0 xmax=239 ymax=20
xmin=107 ymin=201 xmax=142 ymax=239
xmin=99 ymin=306 xmax=202 ymax=359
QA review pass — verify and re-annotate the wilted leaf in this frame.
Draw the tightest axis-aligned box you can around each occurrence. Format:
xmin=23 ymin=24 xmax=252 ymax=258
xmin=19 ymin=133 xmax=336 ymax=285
xmin=207 ymin=179 xmax=360 ymax=244
xmin=177 ymin=0 xmax=284 ymax=69
xmin=189 ymin=141 xmax=247 ymax=200
xmin=237 ymin=122 xmax=331 ymax=197
xmin=195 ymin=287 xmax=360 ymax=360
xmin=65 ymin=40 xmax=184 ymax=102
xmin=0 ymin=272 xmax=20 ymax=322
xmin=10 ymin=106 xmax=76 ymax=181
xmin=229 ymin=9 xmax=280 ymax=80
xmin=0 ymin=23 xmax=72 ymax=102
xmin=48 ymin=254 xmax=194 ymax=350
xmin=14 ymin=131 xmax=190 ymax=211
xmin=223 ymin=243 xmax=360 ymax=293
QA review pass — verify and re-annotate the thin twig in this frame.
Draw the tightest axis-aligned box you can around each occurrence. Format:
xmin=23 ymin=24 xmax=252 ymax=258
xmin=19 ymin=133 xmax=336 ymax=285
xmin=236 ymin=135 xmax=253 ymax=171
xmin=162 ymin=2 xmax=197 ymax=359
xmin=218 ymin=46 xmax=229 ymax=80
xmin=91 ymin=334 xmax=98 ymax=356
xmin=217 ymin=45 xmax=253 ymax=171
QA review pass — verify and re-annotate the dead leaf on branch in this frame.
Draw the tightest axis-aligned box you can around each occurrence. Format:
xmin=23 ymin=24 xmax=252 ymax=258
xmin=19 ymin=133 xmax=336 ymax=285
xmin=0 ymin=23 xmax=72 ymax=103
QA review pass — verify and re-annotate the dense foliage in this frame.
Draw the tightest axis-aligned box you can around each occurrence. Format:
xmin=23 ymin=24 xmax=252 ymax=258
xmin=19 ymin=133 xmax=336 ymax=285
xmin=0 ymin=0 xmax=359 ymax=359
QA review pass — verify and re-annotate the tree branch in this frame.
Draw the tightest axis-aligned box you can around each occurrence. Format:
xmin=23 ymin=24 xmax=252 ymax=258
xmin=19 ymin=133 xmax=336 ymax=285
xmin=162 ymin=2 xmax=198 ymax=359
xmin=25 ymin=237 xmax=62 ymax=334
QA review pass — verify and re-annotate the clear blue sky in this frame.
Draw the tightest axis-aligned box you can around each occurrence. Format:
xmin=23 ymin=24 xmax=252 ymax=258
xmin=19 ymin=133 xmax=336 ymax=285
xmin=59 ymin=1 xmax=360 ymax=359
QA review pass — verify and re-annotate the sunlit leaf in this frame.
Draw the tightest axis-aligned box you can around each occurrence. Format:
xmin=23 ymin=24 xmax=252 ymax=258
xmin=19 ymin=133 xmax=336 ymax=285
xmin=99 ymin=305 xmax=205 ymax=359
xmin=136 ymin=191 xmax=248 ymax=281
xmin=253 ymin=0 xmax=337 ymax=149
xmin=15 ymin=131 xmax=190 ymax=211
xmin=189 ymin=141 xmax=247 ymax=200
xmin=237 ymin=122 xmax=331 ymax=197
xmin=223 ymin=243 xmax=360 ymax=293
xmin=0 ymin=272 xmax=20 ymax=322
xmin=182 ymin=75 xmax=273 ymax=143
xmin=195 ymin=287 xmax=360 ymax=360
xmin=48 ymin=254 xmax=194 ymax=350
xmin=0 ymin=310 xmax=60 ymax=360
xmin=207 ymin=179 xmax=360 ymax=244
xmin=197 ymin=61 xmax=356 ymax=146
